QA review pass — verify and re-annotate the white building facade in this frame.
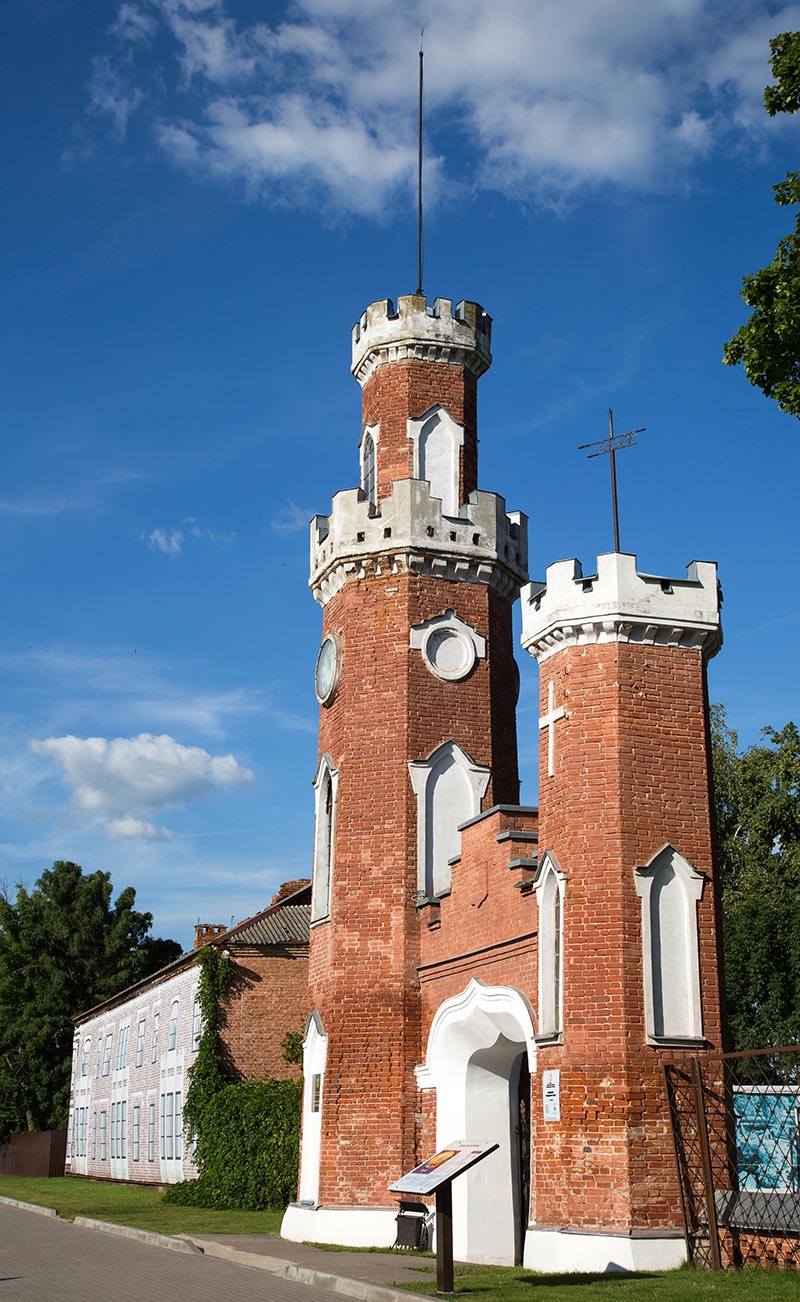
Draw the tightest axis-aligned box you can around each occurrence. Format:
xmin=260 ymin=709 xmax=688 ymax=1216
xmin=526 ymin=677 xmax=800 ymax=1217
xmin=66 ymin=959 xmax=200 ymax=1184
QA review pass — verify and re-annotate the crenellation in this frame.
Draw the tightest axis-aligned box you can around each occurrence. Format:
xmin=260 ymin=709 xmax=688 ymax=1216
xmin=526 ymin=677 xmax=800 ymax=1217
xmin=310 ymin=479 xmax=528 ymax=605
xmin=351 ymin=292 xmax=492 ymax=385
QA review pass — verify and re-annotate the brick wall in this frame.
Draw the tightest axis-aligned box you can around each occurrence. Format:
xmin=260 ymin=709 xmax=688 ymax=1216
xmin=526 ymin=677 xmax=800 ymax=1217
xmin=221 ymin=943 xmax=309 ymax=1082
xmin=361 ymin=360 xmax=478 ymax=504
xmin=531 ymin=639 xmax=725 ymax=1233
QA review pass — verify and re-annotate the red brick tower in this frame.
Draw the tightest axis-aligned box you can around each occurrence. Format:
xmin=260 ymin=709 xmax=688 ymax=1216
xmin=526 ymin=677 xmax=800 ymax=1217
xmin=282 ymin=293 xmax=528 ymax=1246
xmin=519 ymin=551 xmax=725 ymax=1271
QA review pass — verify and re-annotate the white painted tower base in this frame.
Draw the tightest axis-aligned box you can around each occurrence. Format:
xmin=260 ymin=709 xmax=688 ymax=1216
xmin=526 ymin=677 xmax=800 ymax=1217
xmin=281 ymin=1203 xmax=398 ymax=1249
xmin=523 ymin=1228 xmax=687 ymax=1273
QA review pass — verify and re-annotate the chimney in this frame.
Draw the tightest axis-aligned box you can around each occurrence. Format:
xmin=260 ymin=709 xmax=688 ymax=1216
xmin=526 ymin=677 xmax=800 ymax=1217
xmin=194 ymin=922 xmax=227 ymax=950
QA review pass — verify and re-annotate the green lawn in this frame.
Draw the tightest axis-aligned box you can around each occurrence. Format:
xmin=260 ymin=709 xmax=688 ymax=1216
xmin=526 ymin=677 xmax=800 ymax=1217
xmin=399 ymin=1262 xmax=800 ymax=1301
xmin=0 ymin=1176 xmax=284 ymax=1236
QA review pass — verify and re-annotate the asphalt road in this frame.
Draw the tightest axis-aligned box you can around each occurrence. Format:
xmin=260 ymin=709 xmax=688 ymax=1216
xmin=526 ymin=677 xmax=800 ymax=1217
xmin=0 ymin=1203 xmax=331 ymax=1302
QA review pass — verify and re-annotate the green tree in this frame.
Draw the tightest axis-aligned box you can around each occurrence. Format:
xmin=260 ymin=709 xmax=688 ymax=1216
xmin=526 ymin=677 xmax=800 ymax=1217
xmin=723 ymin=32 xmax=800 ymax=417
xmin=0 ymin=860 xmax=180 ymax=1140
xmin=711 ymin=709 xmax=800 ymax=1050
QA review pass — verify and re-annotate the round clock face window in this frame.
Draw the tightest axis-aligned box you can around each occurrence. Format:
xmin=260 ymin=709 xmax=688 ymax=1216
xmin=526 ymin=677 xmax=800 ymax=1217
xmin=315 ymin=635 xmax=342 ymax=705
xmin=424 ymin=627 xmax=476 ymax=681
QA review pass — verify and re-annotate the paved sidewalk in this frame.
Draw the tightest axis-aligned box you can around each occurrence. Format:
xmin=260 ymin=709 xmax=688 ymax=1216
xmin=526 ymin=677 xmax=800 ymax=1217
xmin=0 ymin=1199 xmax=438 ymax=1302
xmin=185 ymin=1231 xmax=437 ymax=1293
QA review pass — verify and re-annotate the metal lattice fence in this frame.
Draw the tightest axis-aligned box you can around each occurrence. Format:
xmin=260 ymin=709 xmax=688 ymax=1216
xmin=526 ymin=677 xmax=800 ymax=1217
xmin=665 ymin=1049 xmax=800 ymax=1270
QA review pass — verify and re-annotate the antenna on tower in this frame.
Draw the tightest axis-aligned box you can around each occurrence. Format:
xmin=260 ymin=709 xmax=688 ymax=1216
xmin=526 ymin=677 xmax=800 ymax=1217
xmin=579 ymin=409 xmax=644 ymax=553
xmin=417 ymin=30 xmax=424 ymax=296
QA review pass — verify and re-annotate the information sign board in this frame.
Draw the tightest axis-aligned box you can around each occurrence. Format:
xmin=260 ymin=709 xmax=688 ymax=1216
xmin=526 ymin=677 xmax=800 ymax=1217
xmin=543 ymin=1068 xmax=561 ymax=1122
xmin=389 ymin=1140 xmax=498 ymax=1196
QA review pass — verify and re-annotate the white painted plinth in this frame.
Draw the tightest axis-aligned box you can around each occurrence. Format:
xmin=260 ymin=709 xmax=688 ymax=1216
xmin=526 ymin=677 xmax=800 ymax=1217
xmin=523 ymin=1228 xmax=686 ymax=1274
xmin=281 ymin=1203 xmax=398 ymax=1248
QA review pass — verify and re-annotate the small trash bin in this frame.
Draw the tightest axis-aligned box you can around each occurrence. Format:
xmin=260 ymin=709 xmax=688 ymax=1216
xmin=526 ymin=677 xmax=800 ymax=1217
xmin=393 ymin=1199 xmax=429 ymax=1251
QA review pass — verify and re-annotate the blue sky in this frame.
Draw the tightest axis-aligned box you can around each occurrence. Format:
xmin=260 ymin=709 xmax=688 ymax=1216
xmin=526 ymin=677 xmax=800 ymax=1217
xmin=2 ymin=0 xmax=799 ymax=951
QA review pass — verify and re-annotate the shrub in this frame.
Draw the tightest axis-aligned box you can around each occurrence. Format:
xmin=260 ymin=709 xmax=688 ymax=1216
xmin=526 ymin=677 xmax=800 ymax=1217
xmin=164 ymin=1077 xmax=302 ymax=1210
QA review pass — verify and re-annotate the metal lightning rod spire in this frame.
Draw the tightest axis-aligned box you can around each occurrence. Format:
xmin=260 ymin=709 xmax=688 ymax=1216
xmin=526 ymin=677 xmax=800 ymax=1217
xmin=578 ymin=408 xmax=644 ymax=553
xmin=417 ymin=31 xmax=424 ymax=296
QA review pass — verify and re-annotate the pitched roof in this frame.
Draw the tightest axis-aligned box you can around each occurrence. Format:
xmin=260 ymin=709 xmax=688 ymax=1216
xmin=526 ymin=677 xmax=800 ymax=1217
xmin=73 ymin=880 xmax=311 ymax=1025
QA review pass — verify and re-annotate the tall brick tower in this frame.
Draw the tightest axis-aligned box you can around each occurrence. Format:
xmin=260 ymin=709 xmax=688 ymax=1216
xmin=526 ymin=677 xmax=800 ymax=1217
xmin=282 ymin=293 xmax=528 ymax=1246
xmin=518 ymin=551 xmax=725 ymax=1270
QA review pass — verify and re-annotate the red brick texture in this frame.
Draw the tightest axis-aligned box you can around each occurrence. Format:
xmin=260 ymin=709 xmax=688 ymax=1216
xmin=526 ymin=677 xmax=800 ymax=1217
xmin=220 ymin=944 xmax=309 ymax=1083
xmin=361 ymin=361 xmax=478 ymax=505
xmin=532 ymin=640 xmax=725 ymax=1234
xmin=309 ymin=564 xmax=521 ymax=1205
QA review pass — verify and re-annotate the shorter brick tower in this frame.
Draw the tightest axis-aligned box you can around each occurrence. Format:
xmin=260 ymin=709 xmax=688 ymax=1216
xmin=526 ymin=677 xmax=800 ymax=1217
xmin=519 ymin=551 xmax=725 ymax=1271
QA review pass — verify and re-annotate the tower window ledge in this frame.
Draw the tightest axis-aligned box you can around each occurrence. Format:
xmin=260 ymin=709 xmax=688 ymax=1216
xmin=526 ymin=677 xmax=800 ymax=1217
xmin=646 ymin=1035 xmax=709 ymax=1050
xmin=534 ymin=1031 xmax=562 ymax=1046
xmin=496 ymin=830 xmax=539 ymax=845
xmin=513 ymin=879 xmax=536 ymax=897
xmin=508 ymin=856 xmax=538 ymax=872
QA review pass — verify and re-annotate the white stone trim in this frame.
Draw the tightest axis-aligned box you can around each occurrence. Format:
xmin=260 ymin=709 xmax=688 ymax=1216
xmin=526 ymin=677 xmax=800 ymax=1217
xmin=407 ymin=404 xmax=464 ymax=518
xmin=311 ymin=753 xmax=339 ymax=923
xmin=410 ymin=608 xmax=485 ymax=682
xmin=416 ymin=979 xmax=537 ymax=1265
xmin=521 ymin=552 xmax=722 ymax=664
xmin=408 ymin=742 xmax=490 ymax=899
xmin=532 ymin=852 xmax=566 ymax=1040
xmin=351 ymin=294 xmax=492 ymax=385
xmin=310 ymin=479 xmax=527 ymax=607
xmin=297 ymin=1012 xmax=328 ymax=1206
xmin=523 ymin=1227 xmax=686 ymax=1273
xmin=634 ymin=844 xmax=705 ymax=1043
xmin=281 ymin=1203 xmax=398 ymax=1248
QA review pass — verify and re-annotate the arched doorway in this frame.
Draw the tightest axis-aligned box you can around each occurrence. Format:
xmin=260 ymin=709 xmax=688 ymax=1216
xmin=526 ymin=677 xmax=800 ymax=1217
xmin=417 ymin=980 xmax=537 ymax=1265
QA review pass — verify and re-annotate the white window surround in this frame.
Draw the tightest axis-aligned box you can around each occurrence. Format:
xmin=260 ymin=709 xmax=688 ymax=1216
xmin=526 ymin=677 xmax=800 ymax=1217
xmin=532 ymin=851 xmax=566 ymax=1043
xmin=168 ymin=999 xmax=179 ymax=1052
xmin=410 ymin=609 xmax=486 ymax=683
xmin=311 ymin=753 xmax=339 ymax=924
xmin=634 ymin=844 xmax=706 ymax=1045
xmin=298 ymin=1011 xmax=328 ymax=1207
xmin=407 ymin=404 xmax=464 ymax=518
xmin=359 ymin=422 xmax=379 ymax=509
xmin=415 ymin=979 xmax=537 ymax=1267
xmin=408 ymin=741 xmax=490 ymax=900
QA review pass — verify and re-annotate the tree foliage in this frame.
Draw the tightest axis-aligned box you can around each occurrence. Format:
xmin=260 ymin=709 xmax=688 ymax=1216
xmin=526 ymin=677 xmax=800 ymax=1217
xmin=711 ymin=708 xmax=800 ymax=1050
xmin=0 ymin=860 xmax=181 ymax=1140
xmin=723 ymin=33 xmax=800 ymax=417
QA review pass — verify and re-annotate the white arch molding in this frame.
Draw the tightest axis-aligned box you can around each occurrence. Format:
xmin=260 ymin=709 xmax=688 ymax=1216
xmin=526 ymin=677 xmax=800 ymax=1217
xmin=416 ymin=979 xmax=537 ymax=1265
xmin=408 ymin=741 xmax=490 ymax=899
xmin=297 ymin=1012 xmax=328 ymax=1206
xmin=407 ymin=404 xmax=464 ymax=517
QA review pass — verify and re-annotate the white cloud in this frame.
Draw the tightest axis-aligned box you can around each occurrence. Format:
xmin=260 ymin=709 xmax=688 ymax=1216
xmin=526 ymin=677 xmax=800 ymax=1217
xmin=143 ymin=519 xmax=234 ymax=554
xmin=29 ymin=732 xmax=254 ymax=816
xmin=86 ymin=0 xmax=797 ymax=214
xmin=105 ymin=815 xmax=175 ymax=840
xmin=271 ymin=500 xmax=312 ymax=534
xmin=146 ymin=527 xmax=184 ymax=554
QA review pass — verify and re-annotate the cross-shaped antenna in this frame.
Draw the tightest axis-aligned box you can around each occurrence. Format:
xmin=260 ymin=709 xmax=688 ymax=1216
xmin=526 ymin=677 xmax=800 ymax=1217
xmin=417 ymin=31 xmax=424 ymax=295
xmin=579 ymin=409 xmax=644 ymax=553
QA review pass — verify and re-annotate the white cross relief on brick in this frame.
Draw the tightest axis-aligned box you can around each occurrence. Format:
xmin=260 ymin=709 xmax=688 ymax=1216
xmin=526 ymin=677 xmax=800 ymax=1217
xmin=539 ymin=680 xmax=567 ymax=778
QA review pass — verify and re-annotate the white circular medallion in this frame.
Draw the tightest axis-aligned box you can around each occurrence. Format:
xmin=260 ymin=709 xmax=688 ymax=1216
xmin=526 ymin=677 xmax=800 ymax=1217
xmin=423 ymin=626 xmax=476 ymax=682
xmin=315 ymin=634 xmax=342 ymax=705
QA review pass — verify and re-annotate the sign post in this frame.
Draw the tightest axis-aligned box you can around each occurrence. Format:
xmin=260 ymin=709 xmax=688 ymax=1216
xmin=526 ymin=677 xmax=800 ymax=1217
xmin=390 ymin=1141 xmax=499 ymax=1293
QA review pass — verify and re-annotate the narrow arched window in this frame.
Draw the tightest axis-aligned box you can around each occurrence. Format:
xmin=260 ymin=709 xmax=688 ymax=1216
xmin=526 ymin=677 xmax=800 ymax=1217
xmin=535 ymin=853 xmax=565 ymax=1040
xmin=362 ymin=431 xmax=376 ymax=509
xmin=312 ymin=755 xmax=338 ymax=922
xmin=168 ymin=999 xmax=179 ymax=1051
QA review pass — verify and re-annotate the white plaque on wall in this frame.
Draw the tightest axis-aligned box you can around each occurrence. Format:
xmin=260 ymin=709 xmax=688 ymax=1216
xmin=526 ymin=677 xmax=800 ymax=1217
xmin=543 ymin=1069 xmax=560 ymax=1122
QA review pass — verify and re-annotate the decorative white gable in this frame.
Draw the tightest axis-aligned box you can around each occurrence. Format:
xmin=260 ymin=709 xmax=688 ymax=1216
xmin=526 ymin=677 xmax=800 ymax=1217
xmin=634 ymin=844 xmax=705 ymax=1043
xmin=311 ymin=753 xmax=339 ymax=923
xmin=532 ymin=850 xmax=566 ymax=1041
xmin=407 ymin=404 xmax=464 ymax=517
xmin=408 ymin=741 xmax=490 ymax=899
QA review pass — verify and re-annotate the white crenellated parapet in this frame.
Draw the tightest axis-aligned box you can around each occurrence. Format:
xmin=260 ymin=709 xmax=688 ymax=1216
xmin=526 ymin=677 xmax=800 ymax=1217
xmin=309 ymin=479 xmax=528 ymax=606
xmin=351 ymin=293 xmax=492 ymax=386
xmin=520 ymin=551 xmax=722 ymax=664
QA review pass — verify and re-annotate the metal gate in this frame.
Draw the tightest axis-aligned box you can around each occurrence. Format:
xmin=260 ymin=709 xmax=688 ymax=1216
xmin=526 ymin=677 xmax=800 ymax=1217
xmin=664 ymin=1049 xmax=800 ymax=1270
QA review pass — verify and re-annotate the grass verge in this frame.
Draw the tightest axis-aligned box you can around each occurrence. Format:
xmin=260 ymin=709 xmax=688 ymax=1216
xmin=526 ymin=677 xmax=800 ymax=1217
xmin=0 ymin=1176 xmax=284 ymax=1236
xmin=397 ymin=1262 xmax=800 ymax=1301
